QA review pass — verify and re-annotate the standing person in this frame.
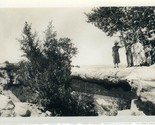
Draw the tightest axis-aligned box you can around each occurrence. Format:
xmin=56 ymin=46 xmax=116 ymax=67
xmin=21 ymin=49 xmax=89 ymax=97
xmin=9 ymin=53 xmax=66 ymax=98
xmin=112 ymin=41 xmax=121 ymax=68
xmin=125 ymin=32 xmax=134 ymax=67
xmin=126 ymin=42 xmax=134 ymax=67
xmin=132 ymin=41 xmax=146 ymax=66
xmin=145 ymin=44 xmax=152 ymax=66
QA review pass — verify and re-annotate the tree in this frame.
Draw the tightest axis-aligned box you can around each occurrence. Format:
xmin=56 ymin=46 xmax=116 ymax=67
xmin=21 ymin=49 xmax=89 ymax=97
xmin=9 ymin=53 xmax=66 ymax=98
xmin=86 ymin=7 xmax=155 ymax=66
xmin=16 ymin=21 xmax=97 ymax=116
xmin=18 ymin=21 xmax=76 ymax=113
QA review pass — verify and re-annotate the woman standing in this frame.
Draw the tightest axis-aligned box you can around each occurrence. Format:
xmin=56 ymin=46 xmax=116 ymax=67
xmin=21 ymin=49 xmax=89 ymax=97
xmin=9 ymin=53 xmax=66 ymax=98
xmin=112 ymin=41 xmax=121 ymax=68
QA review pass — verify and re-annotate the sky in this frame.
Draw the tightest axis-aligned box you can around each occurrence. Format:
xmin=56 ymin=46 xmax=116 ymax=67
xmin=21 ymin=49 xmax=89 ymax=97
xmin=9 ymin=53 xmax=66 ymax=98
xmin=0 ymin=8 xmax=127 ymax=66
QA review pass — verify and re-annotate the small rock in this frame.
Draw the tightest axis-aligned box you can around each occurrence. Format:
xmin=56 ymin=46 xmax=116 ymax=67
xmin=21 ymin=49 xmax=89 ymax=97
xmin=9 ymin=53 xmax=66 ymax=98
xmin=130 ymin=99 xmax=145 ymax=116
xmin=45 ymin=110 xmax=51 ymax=116
xmin=14 ymin=102 xmax=31 ymax=117
xmin=0 ymin=95 xmax=15 ymax=110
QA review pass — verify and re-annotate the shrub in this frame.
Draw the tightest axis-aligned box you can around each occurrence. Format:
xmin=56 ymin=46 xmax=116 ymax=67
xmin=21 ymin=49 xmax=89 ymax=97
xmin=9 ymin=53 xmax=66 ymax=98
xmin=13 ymin=21 xmax=97 ymax=116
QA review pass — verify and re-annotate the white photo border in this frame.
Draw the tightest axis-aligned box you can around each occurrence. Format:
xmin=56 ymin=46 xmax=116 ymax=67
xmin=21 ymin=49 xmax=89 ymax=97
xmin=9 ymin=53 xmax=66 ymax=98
xmin=0 ymin=0 xmax=155 ymax=124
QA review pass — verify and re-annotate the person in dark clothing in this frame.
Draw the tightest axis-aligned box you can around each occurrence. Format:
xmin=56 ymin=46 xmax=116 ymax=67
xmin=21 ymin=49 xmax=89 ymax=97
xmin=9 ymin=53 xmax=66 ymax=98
xmin=126 ymin=42 xmax=134 ymax=67
xmin=112 ymin=41 xmax=121 ymax=68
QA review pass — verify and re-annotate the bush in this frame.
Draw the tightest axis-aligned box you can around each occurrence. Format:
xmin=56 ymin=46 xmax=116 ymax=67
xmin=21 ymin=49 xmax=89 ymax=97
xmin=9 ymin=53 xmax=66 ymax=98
xmin=3 ymin=61 xmax=18 ymax=87
xmin=13 ymin=21 xmax=97 ymax=116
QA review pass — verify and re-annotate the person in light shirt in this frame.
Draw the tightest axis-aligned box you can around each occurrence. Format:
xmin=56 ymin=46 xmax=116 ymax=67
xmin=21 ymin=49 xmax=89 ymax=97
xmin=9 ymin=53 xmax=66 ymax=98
xmin=131 ymin=41 xmax=146 ymax=66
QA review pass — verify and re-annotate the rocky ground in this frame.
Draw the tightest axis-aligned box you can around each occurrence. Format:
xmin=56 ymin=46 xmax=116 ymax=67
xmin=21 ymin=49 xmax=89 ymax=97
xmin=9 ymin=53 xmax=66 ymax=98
xmin=0 ymin=64 xmax=51 ymax=117
xmin=0 ymin=63 xmax=154 ymax=116
xmin=71 ymin=65 xmax=155 ymax=116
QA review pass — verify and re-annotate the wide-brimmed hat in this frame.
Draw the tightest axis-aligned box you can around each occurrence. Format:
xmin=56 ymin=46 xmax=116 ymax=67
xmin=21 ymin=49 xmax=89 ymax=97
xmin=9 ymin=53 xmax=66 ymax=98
xmin=114 ymin=41 xmax=119 ymax=45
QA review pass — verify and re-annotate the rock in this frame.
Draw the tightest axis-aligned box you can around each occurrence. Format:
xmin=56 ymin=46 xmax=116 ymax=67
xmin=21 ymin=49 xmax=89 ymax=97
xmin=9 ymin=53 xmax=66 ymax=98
xmin=94 ymin=95 xmax=119 ymax=116
xmin=140 ymin=92 xmax=155 ymax=105
xmin=140 ymin=81 xmax=155 ymax=92
xmin=72 ymin=66 xmax=155 ymax=82
xmin=0 ymin=64 xmax=154 ymax=116
xmin=0 ymin=95 xmax=15 ymax=110
xmin=27 ymin=103 xmax=47 ymax=117
xmin=0 ymin=110 xmax=15 ymax=117
xmin=45 ymin=110 xmax=52 ymax=116
xmin=14 ymin=102 xmax=51 ymax=117
xmin=71 ymin=66 xmax=155 ymax=115
xmin=3 ymin=90 xmax=20 ymax=102
xmin=117 ymin=109 xmax=132 ymax=116
xmin=130 ymin=99 xmax=145 ymax=116
xmin=0 ymin=95 xmax=15 ymax=117
xmin=150 ymin=64 xmax=155 ymax=68
xmin=0 ymin=67 xmax=50 ymax=117
xmin=0 ymin=77 xmax=8 ymax=86
xmin=14 ymin=102 xmax=31 ymax=117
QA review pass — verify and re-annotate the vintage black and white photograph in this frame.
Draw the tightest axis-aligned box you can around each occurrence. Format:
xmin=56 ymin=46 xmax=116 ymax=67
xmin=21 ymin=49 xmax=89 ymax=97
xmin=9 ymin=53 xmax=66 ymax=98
xmin=0 ymin=7 xmax=155 ymax=117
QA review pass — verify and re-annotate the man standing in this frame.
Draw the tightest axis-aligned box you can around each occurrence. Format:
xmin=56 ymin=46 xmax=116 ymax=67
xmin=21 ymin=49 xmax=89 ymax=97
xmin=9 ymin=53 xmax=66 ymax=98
xmin=126 ymin=42 xmax=134 ymax=67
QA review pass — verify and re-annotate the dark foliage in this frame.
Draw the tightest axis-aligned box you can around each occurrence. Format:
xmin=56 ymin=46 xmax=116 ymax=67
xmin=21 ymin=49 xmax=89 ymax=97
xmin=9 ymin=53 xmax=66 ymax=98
xmin=14 ymin=21 xmax=97 ymax=116
xmin=3 ymin=61 xmax=18 ymax=86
